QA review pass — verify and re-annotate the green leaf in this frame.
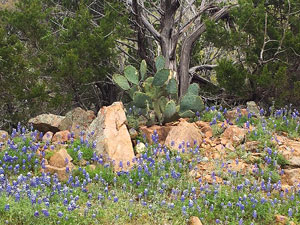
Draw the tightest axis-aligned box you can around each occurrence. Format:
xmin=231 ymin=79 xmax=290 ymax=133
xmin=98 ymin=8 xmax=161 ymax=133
xmin=179 ymin=110 xmax=195 ymax=118
xmin=143 ymin=77 xmax=154 ymax=93
xmin=159 ymin=96 xmax=168 ymax=112
xmin=128 ymin=85 xmax=139 ymax=99
xmin=180 ymin=95 xmax=204 ymax=113
xmin=164 ymin=100 xmax=177 ymax=119
xmin=155 ymin=55 xmax=165 ymax=71
xmin=133 ymin=92 xmax=151 ymax=108
xmin=124 ymin=65 xmax=139 ymax=85
xmin=152 ymin=69 xmax=170 ymax=87
xmin=187 ymin=83 xmax=200 ymax=95
xmin=112 ymin=74 xmax=130 ymax=90
xmin=140 ymin=60 xmax=147 ymax=80
xmin=166 ymin=78 xmax=178 ymax=95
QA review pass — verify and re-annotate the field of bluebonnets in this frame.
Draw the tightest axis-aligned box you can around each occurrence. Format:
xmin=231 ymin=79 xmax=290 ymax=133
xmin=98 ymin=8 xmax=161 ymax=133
xmin=1 ymin=106 xmax=300 ymax=225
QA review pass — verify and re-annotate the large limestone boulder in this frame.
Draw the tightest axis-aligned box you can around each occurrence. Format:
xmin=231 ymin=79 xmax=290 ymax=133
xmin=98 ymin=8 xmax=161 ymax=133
xmin=164 ymin=120 xmax=202 ymax=150
xmin=59 ymin=107 xmax=96 ymax=138
xmin=87 ymin=102 xmax=135 ymax=171
xmin=28 ymin=114 xmax=66 ymax=133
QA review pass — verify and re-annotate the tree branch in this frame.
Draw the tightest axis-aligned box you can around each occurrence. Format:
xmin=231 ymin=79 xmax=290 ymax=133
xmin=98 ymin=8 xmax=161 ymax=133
xmin=140 ymin=14 xmax=161 ymax=41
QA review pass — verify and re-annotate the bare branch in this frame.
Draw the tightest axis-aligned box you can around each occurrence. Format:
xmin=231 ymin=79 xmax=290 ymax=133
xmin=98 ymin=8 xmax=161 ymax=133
xmin=178 ymin=3 xmax=214 ymax=36
xmin=189 ymin=64 xmax=217 ymax=73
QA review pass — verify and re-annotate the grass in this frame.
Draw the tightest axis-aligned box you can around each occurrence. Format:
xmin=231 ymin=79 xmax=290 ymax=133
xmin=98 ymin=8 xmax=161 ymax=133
xmin=1 ymin=105 xmax=300 ymax=224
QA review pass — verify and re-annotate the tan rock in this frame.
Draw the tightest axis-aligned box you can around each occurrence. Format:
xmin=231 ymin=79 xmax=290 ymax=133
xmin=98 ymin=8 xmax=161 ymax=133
xmin=246 ymin=101 xmax=260 ymax=116
xmin=129 ymin=128 xmax=138 ymax=139
xmin=140 ymin=125 xmax=173 ymax=144
xmin=28 ymin=114 xmax=65 ymax=133
xmin=49 ymin=148 xmax=72 ymax=168
xmin=59 ymin=107 xmax=96 ymax=138
xmin=188 ymin=216 xmax=203 ymax=225
xmin=52 ymin=130 xmax=70 ymax=143
xmin=42 ymin=131 xmax=53 ymax=143
xmin=87 ymin=102 xmax=135 ymax=171
xmin=225 ymin=108 xmax=248 ymax=122
xmin=135 ymin=142 xmax=147 ymax=154
xmin=281 ymin=168 xmax=300 ymax=186
xmin=275 ymin=214 xmax=296 ymax=225
xmin=244 ymin=141 xmax=260 ymax=152
xmin=44 ymin=163 xmax=74 ymax=181
xmin=195 ymin=121 xmax=213 ymax=138
xmin=0 ymin=130 xmax=9 ymax=143
xmin=278 ymin=139 xmax=300 ymax=167
xmin=164 ymin=120 xmax=202 ymax=150
xmin=89 ymin=165 xmax=96 ymax=171
xmin=221 ymin=125 xmax=247 ymax=146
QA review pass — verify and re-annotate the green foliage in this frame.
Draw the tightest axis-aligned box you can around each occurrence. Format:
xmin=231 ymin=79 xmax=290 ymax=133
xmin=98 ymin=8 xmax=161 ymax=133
xmin=204 ymin=0 xmax=300 ymax=107
xmin=0 ymin=0 xmax=129 ymax=130
xmin=67 ymin=139 xmax=94 ymax=164
xmin=215 ymin=59 xmax=249 ymax=96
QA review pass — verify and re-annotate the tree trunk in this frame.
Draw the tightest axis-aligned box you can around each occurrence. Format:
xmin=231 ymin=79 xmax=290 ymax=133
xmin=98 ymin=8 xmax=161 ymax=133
xmin=160 ymin=0 xmax=180 ymax=76
xmin=132 ymin=0 xmax=155 ymax=70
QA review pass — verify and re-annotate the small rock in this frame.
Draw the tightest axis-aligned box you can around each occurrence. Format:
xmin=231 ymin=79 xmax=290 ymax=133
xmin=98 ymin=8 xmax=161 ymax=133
xmin=44 ymin=163 xmax=74 ymax=181
xmin=188 ymin=216 xmax=203 ymax=225
xmin=221 ymin=125 xmax=247 ymax=146
xmin=52 ymin=130 xmax=71 ymax=143
xmin=165 ymin=121 xmax=202 ymax=150
xmin=195 ymin=121 xmax=213 ymax=138
xmin=281 ymin=168 xmax=300 ymax=186
xmin=42 ymin=131 xmax=53 ymax=143
xmin=202 ymin=157 xmax=209 ymax=162
xmin=289 ymin=157 xmax=300 ymax=167
xmin=244 ymin=141 xmax=260 ymax=152
xmin=225 ymin=108 xmax=248 ymax=123
xmin=135 ymin=142 xmax=147 ymax=154
xmin=89 ymin=165 xmax=96 ymax=170
xmin=129 ymin=128 xmax=138 ymax=139
xmin=0 ymin=130 xmax=9 ymax=143
xmin=79 ymin=159 xmax=87 ymax=166
xmin=49 ymin=148 xmax=72 ymax=168
xmin=246 ymin=101 xmax=260 ymax=117
xmin=140 ymin=125 xmax=173 ymax=144
xmin=275 ymin=214 xmax=295 ymax=225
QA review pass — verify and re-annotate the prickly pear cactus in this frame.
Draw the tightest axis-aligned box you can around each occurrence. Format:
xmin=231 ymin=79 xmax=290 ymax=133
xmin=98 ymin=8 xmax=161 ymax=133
xmin=152 ymin=69 xmax=170 ymax=87
xmin=112 ymin=74 xmax=130 ymax=90
xmin=124 ymin=65 xmax=139 ymax=85
xmin=113 ymin=56 xmax=206 ymax=125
